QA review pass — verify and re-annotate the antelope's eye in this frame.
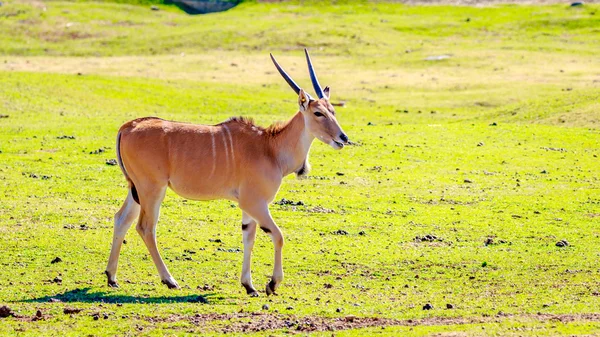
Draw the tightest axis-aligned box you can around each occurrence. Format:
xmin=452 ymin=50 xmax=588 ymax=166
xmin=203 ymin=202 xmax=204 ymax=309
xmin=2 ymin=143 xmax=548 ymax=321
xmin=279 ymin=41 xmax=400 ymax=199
xmin=314 ymin=111 xmax=324 ymax=117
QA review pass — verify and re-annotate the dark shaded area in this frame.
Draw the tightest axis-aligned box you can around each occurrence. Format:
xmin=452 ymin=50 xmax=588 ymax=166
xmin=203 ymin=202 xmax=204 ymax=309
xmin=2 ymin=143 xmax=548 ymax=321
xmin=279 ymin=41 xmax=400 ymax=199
xmin=165 ymin=0 xmax=241 ymax=14
xmin=24 ymin=288 xmax=220 ymax=304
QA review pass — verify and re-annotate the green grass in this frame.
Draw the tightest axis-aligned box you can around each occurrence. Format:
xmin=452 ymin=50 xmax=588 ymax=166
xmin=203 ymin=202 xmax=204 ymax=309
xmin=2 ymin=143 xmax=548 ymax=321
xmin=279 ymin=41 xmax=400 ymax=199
xmin=0 ymin=0 xmax=599 ymax=336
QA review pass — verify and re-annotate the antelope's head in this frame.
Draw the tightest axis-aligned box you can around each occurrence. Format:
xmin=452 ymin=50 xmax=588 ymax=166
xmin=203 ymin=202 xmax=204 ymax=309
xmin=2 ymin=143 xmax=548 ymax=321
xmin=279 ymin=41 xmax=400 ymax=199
xmin=270 ymin=49 xmax=350 ymax=150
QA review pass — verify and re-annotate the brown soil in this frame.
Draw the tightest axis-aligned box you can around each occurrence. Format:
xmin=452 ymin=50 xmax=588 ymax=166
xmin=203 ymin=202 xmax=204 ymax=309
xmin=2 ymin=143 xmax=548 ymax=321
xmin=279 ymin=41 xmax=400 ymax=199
xmin=146 ymin=312 xmax=600 ymax=333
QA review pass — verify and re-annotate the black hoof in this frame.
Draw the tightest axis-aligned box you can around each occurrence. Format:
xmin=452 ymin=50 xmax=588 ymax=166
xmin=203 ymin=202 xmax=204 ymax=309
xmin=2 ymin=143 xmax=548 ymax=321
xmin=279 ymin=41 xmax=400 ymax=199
xmin=162 ymin=279 xmax=180 ymax=289
xmin=243 ymin=283 xmax=259 ymax=297
xmin=265 ymin=279 xmax=278 ymax=296
xmin=105 ymin=271 xmax=119 ymax=288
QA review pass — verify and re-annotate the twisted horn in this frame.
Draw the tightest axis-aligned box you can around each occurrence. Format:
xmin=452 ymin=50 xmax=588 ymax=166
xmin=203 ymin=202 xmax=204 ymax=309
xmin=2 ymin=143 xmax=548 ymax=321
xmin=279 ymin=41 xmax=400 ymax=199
xmin=304 ymin=49 xmax=325 ymax=99
xmin=270 ymin=53 xmax=312 ymax=99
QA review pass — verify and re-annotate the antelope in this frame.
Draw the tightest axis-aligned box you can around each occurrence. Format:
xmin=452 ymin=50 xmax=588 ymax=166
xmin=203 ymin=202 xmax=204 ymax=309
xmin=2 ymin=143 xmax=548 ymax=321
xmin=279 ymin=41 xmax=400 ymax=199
xmin=105 ymin=49 xmax=349 ymax=296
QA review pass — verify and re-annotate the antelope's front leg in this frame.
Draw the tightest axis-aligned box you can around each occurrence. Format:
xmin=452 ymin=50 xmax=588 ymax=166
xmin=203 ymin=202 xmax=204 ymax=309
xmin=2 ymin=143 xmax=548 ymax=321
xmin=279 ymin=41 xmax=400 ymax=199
xmin=241 ymin=204 xmax=284 ymax=296
xmin=241 ymin=212 xmax=259 ymax=297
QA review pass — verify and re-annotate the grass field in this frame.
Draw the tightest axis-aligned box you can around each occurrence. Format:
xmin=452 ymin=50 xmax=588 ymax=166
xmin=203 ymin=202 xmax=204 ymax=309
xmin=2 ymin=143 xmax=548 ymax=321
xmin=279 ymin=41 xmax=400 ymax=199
xmin=0 ymin=0 xmax=599 ymax=335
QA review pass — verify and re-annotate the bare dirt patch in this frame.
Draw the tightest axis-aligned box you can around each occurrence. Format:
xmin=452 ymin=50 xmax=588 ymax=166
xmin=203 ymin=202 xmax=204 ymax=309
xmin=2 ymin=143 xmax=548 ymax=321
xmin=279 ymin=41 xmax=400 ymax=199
xmin=145 ymin=312 xmax=600 ymax=333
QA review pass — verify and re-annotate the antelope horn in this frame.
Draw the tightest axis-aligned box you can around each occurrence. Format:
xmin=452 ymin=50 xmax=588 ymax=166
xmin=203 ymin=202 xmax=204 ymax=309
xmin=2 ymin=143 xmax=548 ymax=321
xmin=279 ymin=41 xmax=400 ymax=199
xmin=270 ymin=53 xmax=313 ymax=100
xmin=304 ymin=48 xmax=325 ymax=99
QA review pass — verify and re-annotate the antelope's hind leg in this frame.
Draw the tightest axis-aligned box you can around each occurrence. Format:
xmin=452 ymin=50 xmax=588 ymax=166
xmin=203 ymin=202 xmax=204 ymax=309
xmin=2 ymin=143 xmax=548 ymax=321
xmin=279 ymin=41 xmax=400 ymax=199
xmin=240 ymin=212 xmax=259 ymax=297
xmin=135 ymin=185 xmax=180 ymax=289
xmin=106 ymin=189 xmax=140 ymax=287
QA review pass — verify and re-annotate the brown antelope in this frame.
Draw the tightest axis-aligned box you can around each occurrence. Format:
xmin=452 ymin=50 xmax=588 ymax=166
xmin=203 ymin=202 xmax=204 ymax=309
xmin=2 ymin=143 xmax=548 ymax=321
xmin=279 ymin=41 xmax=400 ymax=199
xmin=105 ymin=49 xmax=349 ymax=296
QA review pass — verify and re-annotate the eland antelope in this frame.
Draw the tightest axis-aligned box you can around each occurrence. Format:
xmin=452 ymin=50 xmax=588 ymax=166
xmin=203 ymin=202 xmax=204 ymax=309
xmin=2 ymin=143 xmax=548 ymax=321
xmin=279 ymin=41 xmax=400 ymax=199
xmin=105 ymin=49 xmax=349 ymax=296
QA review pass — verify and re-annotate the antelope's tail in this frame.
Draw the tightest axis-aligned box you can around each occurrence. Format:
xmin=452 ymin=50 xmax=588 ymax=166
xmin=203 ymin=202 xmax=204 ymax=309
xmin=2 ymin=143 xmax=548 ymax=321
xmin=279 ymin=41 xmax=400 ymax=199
xmin=116 ymin=131 xmax=140 ymax=204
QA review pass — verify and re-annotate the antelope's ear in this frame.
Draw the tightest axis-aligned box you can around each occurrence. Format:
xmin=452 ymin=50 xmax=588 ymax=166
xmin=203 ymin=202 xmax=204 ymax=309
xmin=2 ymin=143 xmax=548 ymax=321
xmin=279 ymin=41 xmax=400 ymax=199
xmin=298 ymin=89 xmax=310 ymax=112
xmin=323 ymin=86 xmax=330 ymax=100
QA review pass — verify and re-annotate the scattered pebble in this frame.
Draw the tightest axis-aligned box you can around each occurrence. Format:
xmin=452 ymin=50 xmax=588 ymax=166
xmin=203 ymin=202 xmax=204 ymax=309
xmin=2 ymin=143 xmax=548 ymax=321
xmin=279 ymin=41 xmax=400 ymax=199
xmin=92 ymin=313 xmax=99 ymax=320
xmin=446 ymin=303 xmax=454 ymax=309
xmin=358 ymin=231 xmax=366 ymax=236
xmin=336 ymin=307 xmax=343 ymax=313
xmin=0 ymin=305 xmax=14 ymax=318
xmin=332 ymin=229 xmax=348 ymax=235
xmin=56 ymin=135 xmax=75 ymax=140
xmin=336 ymin=172 xmax=345 ymax=176
xmin=53 ymin=276 xmax=62 ymax=284
xmin=464 ymin=179 xmax=473 ymax=183
xmin=0 ymin=114 xmax=9 ymax=118
xmin=51 ymin=257 xmax=62 ymax=264
xmin=151 ymin=5 xmax=159 ymax=10
xmin=556 ymin=240 xmax=569 ymax=247
xmin=414 ymin=234 xmax=442 ymax=242
xmin=36 ymin=310 xmax=42 ymax=318
xmin=275 ymin=198 xmax=304 ymax=206
xmin=286 ymin=306 xmax=294 ymax=310
xmin=103 ymin=313 xmax=109 ymax=319
xmin=324 ymin=283 xmax=333 ymax=289
xmin=89 ymin=148 xmax=105 ymax=154
xmin=262 ymin=304 xmax=270 ymax=310
xmin=477 ymin=142 xmax=484 ymax=147
xmin=63 ymin=308 xmax=83 ymax=315
xmin=423 ymin=303 xmax=433 ymax=310
xmin=105 ymin=159 xmax=118 ymax=166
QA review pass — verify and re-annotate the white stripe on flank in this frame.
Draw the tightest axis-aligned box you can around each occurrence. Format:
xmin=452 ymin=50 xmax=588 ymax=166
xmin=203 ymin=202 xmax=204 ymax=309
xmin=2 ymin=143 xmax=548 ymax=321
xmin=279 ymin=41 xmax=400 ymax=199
xmin=209 ymin=131 xmax=217 ymax=178
xmin=223 ymin=124 xmax=235 ymax=163
xmin=220 ymin=128 xmax=230 ymax=171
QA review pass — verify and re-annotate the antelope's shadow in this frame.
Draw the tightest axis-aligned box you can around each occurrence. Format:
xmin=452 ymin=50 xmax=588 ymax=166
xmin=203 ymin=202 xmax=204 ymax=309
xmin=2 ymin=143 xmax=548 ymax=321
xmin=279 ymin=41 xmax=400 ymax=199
xmin=24 ymin=287 xmax=221 ymax=304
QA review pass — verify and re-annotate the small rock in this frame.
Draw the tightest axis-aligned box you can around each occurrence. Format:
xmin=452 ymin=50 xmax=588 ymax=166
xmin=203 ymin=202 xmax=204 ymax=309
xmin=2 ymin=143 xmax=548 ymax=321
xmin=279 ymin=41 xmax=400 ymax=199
xmin=336 ymin=307 xmax=343 ymax=313
xmin=344 ymin=315 xmax=356 ymax=322
xmin=48 ymin=298 xmax=62 ymax=303
xmin=484 ymin=238 xmax=494 ymax=246
xmin=464 ymin=179 xmax=473 ymax=183
xmin=0 ymin=114 xmax=9 ymax=118
xmin=151 ymin=5 xmax=159 ymax=10
xmin=0 ymin=305 xmax=14 ymax=318
xmin=489 ymin=122 xmax=497 ymax=126
xmin=423 ymin=303 xmax=433 ymax=310
xmin=332 ymin=229 xmax=348 ymax=235
xmin=477 ymin=142 xmax=484 ymax=147
xmin=51 ymin=257 xmax=62 ymax=264
xmin=358 ymin=231 xmax=366 ymax=236
xmin=53 ymin=276 xmax=62 ymax=283
xmin=105 ymin=159 xmax=118 ymax=166
xmin=36 ymin=310 xmax=42 ymax=318
xmin=103 ymin=313 xmax=109 ymax=319
xmin=286 ymin=306 xmax=294 ymax=310
xmin=262 ymin=304 xmax=270 ymax=310
xmin=556 ymin=240 xmax=569 ymax=247
xmin=63 ymin=308 xmax=82 ymax=315
xmin=541 ymin=170 xmax=548 ymax=174
xmin=367 ymin=122 xmax=374 ymax=126
xmin=324 ymin=283 xmax=333 ymax=289
xmin=446 ymin=303 xmax=454 ymax=309
xmin=336 ymin=172 xmax=345 ymax=176
xmin=92 ymin=313 xmax=99 ymax=320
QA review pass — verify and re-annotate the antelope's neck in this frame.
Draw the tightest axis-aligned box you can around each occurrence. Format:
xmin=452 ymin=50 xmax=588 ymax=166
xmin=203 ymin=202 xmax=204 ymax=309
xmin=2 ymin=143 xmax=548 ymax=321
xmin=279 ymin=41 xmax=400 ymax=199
xmin=272 ymin=112 xmax=314 ymax=176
